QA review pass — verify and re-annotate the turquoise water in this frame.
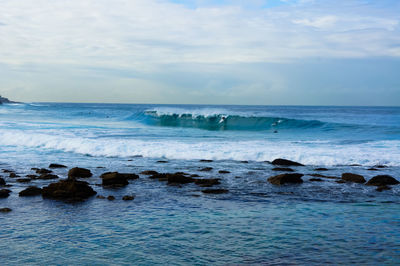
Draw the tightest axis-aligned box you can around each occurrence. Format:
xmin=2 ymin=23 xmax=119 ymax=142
xmin=1 ymin=103 xmax=400 ymax=264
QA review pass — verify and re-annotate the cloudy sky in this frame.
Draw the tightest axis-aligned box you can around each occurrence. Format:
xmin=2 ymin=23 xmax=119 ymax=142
xmin=0 ymin=0 xmax=399 ymax=105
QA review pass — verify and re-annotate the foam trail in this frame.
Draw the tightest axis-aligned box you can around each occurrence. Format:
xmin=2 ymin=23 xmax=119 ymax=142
xmin=1 ymin=130 xmax=399 ymax=166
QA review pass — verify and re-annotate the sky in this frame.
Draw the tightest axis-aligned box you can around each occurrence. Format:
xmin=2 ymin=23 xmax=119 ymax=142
xmin=0 ymin=0 xmax=399 ymax=105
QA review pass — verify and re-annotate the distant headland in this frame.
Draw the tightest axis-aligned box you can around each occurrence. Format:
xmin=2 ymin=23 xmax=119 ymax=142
xmin=0 ymin=95 xmax=18 ymax=104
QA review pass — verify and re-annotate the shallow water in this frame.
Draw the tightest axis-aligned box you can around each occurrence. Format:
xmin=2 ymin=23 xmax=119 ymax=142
xmin=1 ymin=103 xmax=400 ymax=264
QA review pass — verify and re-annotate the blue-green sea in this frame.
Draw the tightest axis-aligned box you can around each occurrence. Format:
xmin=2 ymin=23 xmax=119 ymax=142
xmin=1 ymin=103 xmax=399 ymax=265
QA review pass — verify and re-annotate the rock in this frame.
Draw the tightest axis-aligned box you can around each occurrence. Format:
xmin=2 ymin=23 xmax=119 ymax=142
xmin=272 ymin=167 xmax=294 ymax=172
xmin=36 ymin=168 xmax=52 ymax=174
xmin=100 ymin=172 xmax=129 ymax=187
xmin=0 ymin=189 xmax=11 ymax=198
xmin=367 ymin=168 xmax=378 ymax=171
xmin=31 ymin=168 xmax=39 ymax=171
xmin=68 ymin=167 xmax=92 ymax=179
xmin=309 ymin=178 xmax=323 ymax=182
xmin=96 ymin=195 xmax=106 ymax=199
xmin=336 ymin=180 xmax=347 ymax=184
xmin=157 ymin=160 xmax=168 ymax=163
xmin=0 ymin=208 xmax=12 ymax=213
xmin=0 ymin=178 xmax=5 ymax=186
xmin=9 ymin=173 xmax=19 ymax=178
xmin=149 ymin=173 xmax=169 ymax=180
xmin=267 ymin=173 xmax=304 ymax=185
xmin=199 ymin=167 xmax=213 ymax=172
xmin=271 ymin=159 xmax=304 ymax=167
xmin=341 ymin=173 xmax=366 ymax=184
xmin=107 ymin=195 xmax=115 ymax=201
xmin=309 ymin=173 xmax=338 ymax=179
xmin=2 ymin=169 xmax=13 ymax=173
xmin=374 ymin=165 xmax=387 ymax=169
xmin=240 ymin=161 xmax=249 ymax=163
xmin=366 ymin=175 xmax=399 ymax=186
xmin=36 ymin=174 xmax=58 ymax=180
xmin=376 ymin=185 xmax=391 ymax=192
xmin=49 ymin=163 xmax=67 ymax=168
xmin=140 ymin=170 xmax=159 ymax=175
xmin=190 ymin=174 xmax=200 ymax=178
xmin=218 ymin=170 xmax=230 ymax=174
xmin=122 ymin=195 xmax=135 ymax=201
xmin=16 ymin=178 xmax=31 ymax=183
xmin=167 ymin=173 xmax=194 ymax=185
xmin=19 ymin=186 xmax=42 ymax=197
xmin=202 ymin=189 xmax=229 ymax=194
xmin=314 ymin=168 xmax=329 ymax=171
xmin=200 ymin=159 xmax=213 ymax=162
xmin=195 ymin=178 xmax=221 ymax=187
xmin=350 ymin=164 xmax=362 ymax=167
xmin=42 ymin=179 xmax=96 ymax=201
xmin=26 ymin=175 xmax=38 ymax=179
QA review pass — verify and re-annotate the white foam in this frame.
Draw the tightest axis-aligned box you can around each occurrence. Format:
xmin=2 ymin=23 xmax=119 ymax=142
xmin=1 ymin=129 xmax=400 ymax=166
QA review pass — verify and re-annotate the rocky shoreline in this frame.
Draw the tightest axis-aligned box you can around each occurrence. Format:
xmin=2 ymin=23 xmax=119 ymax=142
xmin=1 ymin=158 xmax=399 ymax=213
xmin=0 ymin=95 xmax=18 ymax=104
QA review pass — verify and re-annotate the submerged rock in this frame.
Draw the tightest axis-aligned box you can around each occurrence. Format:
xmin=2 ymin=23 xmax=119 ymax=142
xmin=199 ymin=167 xmax=213 ymax=172
xmin=366 ymin=175 xmax=399 ymax=186
xmin=314 ymin=168 xmax=329 ymax=171
xmin=19 ymin=186 xmax=42 ymax=197
xmin=100 ymin=172 xmax=130 ymax=187
xmin=36 ymin=174 xmax=58 ymax=180
xmin=140 ymin=170 xmax=159 ymax=175
xmin=202 ymin=189 xmax=229 ymax=194
xmin=167 ymin=173 xmax=194 ymax=185
xmin=271 ymin=159 xmax=304 ymax=167
xmin=68 ymin=167 xmax=92 ymax=179
xmin=218 ymin=170 xmax=230 ymax=174
xmin=49 ymin=163 xmax=67 ymax=169
xmin=0 ymin=178 xmax=5 ymax=186
xmin=36 ymin=168 xmax=52 ymax=175
xmin=16 ymin=178 xmax=31 ymax=183
xmin=272 ymin=167 xmax=294 ymax=172
xmin=0 ymin=208 xmax=12 ymax=213
xmin=157 ymin=160 xmax=168 ymax=163
xmin=268 ymin=173 xmax=304 ymax=185
xmin=194 ymin=178 xmax=221 ymax=187
xmin=122 ymin=195 xmax=135 ymax=201
xmin=376 ymin=185 xmax=391 ymax=192
xmin=0 ymin=189 xmax=11 ymax=198
xmin=200 ymin=159 xmax=213 ymax=162
xmin=42 ymin=179 xmax=96 ymax=201
xmin=26 ymin=174 xmax=38 ymax=179
xmin=341 ymin=173 xmax=366 ymax=184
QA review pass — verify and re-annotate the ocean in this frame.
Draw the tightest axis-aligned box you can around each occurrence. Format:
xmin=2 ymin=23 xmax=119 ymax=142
xmin=0 ymin=103 xmax=399 ymax=265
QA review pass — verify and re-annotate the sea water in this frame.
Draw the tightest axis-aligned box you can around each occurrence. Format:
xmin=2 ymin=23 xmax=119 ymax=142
xmin=0 ymin=103 xmax=399 ymax=265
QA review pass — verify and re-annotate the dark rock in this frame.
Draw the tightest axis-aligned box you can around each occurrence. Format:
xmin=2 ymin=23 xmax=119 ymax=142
xmin=16 ymin=178 xmax=31 ymax=183
xmin=167 ymin=173 xmax=194 ymax=185
xmin=240 ymin=161 xmax=249 ymax=163
xmin=0 ymin=208 xmax=12 ymax=213
xmin=26 ymin=175 xmax=38 ymax=179
xmin=122 ymin=195 xmax=135 ymax=201
xmin=157 ymin=160 xmax=168 ymax=163
xmin=200 ymin=159 xmax=213 ymax=162
xmin=174 ymin=172 xmax=190 ymax=176
xmin=190 ymin=174 xmax=200 ymax=178
xmin=272 ymin=167 xmax=294 ymax=172
xmin=107 ymin=195 xmax=115 ymax=201
xmin=309 ymin=178 xmax=323 ymax=182
xmin=314 ymin=168 xmax=329 ymax=171
xmin=100 ymin=172 xmax=129 ymax=187
xmin=199 ymin=167 xmax=213 ymax=172
xmin=31 ymin=168 xmax=39 ymax=171
xmin=195 ymin=178 xmax=221 ymax=187
xmin=19 ymin=186 xmax=42 ymax=197
xmin=336 ymin=180 xmax=347 ymax=184
xmin=0 ymin=189 xmax=11 ymax=198
xmin=9 ymin=173 xmax=19 ymax=178
xmin=42 ymin=179 xmax=96 ymax=201
xmin=0 ymin=178 xmax=5 ymax=186
xmin=37 ymin=174 xmax=59 ymax=180
xmin=350 ymin=164 xmax=362 ymax=167
xmin=374 ymin=165 xmax=387 ymax=169
xmin=2 ymin=169 xmax=13 ymax=173
xmin=267 ymin=173 xmax=304 ymax=185
xmin=140 ymin=170 xmax=159 ymax=175
xmin=218 ymin=170 xmax=230 ymax=174
xmin=309 ymin=173 xmax=338 ymax=179
xmin=366 ymin=175 xmax=399 ymax=186
xmin=376 ymin=185 xmax=391 ymax=192
xmin=367 ymin=168 xmax=378 ymax=171
xmin=202 ymin=189 xmax=229 ymax=194
xmin=271 ymin=159 xmax=304 ymax=166
xmin=49 ymin=163 xmax=67 ymax=169
xmin=96 ymin=195 xmax=106 ymax=199
xmin=341 ymin=173 xmax=366 ymax=184
xmin=149 ymin=173 xmax=169 ymax=180
xmin=122 ymin=173 xmax=139 ymax=180
xmin=68 ymin=167 xmax=92 ymax=179
xmin=36 ymin=168 xmax=52 ymax=174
